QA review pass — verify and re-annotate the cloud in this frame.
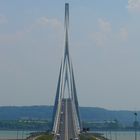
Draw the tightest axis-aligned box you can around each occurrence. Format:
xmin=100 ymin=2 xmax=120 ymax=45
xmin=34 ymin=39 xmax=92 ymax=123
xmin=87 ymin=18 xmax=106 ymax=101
xmin=91 ymin=18 xmax=129 ymax=47
xmin=98 ymin=18 xmax=111 ymax=33
xmin=0 ymin=17 xmax=62 ymax=45
xmin=91 ymin=18 xmax=112 ymax=47
xmin=22 ymin=17 xmax=63 ymax=34
xmin=0 ymin=14 xmax=8 ymax=24
xmin=0 ymin=31 xmax=25 ymax=45
xmin=37 ymin=17 xmax=62 ymax=29
xmin=119 ymin=28 xmax=129 ymax=41
xmin=127 ymin=0 xmax=140 ymax=12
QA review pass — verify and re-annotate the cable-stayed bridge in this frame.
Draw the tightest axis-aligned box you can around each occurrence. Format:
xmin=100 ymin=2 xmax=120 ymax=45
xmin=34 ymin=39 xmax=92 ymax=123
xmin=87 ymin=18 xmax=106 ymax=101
xmin=52 ymin=3 xmax=81 ymax=140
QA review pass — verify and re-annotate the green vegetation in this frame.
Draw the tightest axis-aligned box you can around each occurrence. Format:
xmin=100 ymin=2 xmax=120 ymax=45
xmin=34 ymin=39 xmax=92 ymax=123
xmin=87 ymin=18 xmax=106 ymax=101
xmin=80 ymin=135 xmax=96 ymax=140
xmin=0 ymin=120 xmax=51 ymax=130
xmin=80 ymin=133 xmax=107 ymax=140
xmin=35 ymin=134 xmax=53 ymax=140
xmin=34 ymin=133 xmax=102 ymax=140
xmin=29 ymin=133 xmax=105 ymax=140
xmin=82 ymin=119 xmax=121 ymax=130
xmin=79 ymin=134 xmax=98 ymax=140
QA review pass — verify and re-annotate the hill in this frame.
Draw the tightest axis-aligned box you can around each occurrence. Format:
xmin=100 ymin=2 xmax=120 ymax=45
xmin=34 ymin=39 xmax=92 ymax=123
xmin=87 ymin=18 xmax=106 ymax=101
xmin=0 ymin=106 xmax=139 ymax=125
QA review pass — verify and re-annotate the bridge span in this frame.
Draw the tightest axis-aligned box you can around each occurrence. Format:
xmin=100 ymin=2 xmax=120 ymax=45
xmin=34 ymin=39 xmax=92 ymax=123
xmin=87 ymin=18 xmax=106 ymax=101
xmin=56 ymin=99 xmax=79 ymax=140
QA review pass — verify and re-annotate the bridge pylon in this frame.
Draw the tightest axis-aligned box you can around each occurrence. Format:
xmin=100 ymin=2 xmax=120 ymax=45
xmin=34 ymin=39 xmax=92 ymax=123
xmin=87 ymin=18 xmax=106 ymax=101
xmin=52 ymin=3 xmax=81 ymax=139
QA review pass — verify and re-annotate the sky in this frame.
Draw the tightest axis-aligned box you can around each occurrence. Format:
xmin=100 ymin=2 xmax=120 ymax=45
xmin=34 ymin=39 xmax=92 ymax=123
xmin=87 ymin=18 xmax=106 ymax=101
xmin=0 ymin=0 xmax=140 ymax=110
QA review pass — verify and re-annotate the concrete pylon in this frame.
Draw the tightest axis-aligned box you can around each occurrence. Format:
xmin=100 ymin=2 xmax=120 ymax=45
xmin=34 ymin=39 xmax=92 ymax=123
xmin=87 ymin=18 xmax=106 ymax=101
xmin=52 ymin=3 xmax=81 ymax=134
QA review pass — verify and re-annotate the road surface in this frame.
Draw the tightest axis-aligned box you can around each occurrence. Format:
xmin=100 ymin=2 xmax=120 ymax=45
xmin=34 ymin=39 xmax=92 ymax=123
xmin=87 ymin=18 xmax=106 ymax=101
xmin=56 ymin=98 xmax=78 ymax=140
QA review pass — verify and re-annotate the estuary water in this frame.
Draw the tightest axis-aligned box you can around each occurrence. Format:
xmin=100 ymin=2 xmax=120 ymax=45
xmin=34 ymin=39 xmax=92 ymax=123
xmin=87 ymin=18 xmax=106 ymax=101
xmin=96 ymin=131 xmax=140 ymax=140
xmin=0 ymin=130 xmax=33 ymax=139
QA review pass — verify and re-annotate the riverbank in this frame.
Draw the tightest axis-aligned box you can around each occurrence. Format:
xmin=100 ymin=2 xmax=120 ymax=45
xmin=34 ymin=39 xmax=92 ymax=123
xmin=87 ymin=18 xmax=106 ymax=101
xmin=1 ymin=130 xmax=139 ymax=140
xmin=80 ymin=133 xmax=108 ymax=140
xmin=26 ymin=132 xmax=107 ymax=140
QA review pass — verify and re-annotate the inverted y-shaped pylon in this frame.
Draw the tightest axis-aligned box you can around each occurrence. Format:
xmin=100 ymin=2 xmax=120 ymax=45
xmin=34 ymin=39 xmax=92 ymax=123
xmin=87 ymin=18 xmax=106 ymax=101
xmin=52 ymin=3 xmax=81 ymax=135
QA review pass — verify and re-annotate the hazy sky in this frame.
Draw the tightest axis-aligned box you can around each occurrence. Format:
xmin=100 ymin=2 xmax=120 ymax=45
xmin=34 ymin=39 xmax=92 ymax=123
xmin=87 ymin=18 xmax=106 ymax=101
xmin=0 ymin=0 xmax=140 ymax=110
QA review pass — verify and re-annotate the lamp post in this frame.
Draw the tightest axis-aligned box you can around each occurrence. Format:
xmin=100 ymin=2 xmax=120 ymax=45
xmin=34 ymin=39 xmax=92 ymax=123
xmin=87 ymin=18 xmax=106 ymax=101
xmin=16 ymin=130 xmax=19 ymax=140
xmin=22 ymin=130 xmax=24 ymax=140
xmin=104 ymin=120 xmax=108 ymax=139
xmin=134 ymin=112 xmax=138 ymax=140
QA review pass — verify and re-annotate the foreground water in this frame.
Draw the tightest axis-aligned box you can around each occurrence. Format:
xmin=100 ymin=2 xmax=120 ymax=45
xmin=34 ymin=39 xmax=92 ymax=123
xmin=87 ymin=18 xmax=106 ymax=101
xmin=0 ymin=130 xmax=34 ymax=139
xmin=95 ymin=131 xmax=140 ymax=140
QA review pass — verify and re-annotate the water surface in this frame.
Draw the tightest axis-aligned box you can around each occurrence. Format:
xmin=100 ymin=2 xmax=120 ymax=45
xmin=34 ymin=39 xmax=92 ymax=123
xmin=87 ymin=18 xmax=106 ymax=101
xmin=96 ymin=131 xmax=140 ymax=140
xmin=0 ymin=130 xmax=33 ymax=139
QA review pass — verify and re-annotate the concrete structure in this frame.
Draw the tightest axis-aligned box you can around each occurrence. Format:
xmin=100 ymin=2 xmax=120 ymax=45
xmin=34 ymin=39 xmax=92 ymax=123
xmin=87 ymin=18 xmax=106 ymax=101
xmin=52 ymin=3 xmax=81 ymax=140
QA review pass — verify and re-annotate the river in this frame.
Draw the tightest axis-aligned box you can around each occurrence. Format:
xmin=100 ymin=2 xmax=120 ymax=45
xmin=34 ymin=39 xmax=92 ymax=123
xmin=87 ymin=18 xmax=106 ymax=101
xmin=0 ymin=130 xmax=34 ymax=139
xmin=95 ymin=131 xmax=140 ymax=140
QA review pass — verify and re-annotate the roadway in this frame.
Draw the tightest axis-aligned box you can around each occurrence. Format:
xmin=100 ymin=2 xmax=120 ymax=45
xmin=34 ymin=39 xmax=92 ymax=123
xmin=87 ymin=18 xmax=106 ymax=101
xmin=56 ymin=98 xmax=78 ymax=140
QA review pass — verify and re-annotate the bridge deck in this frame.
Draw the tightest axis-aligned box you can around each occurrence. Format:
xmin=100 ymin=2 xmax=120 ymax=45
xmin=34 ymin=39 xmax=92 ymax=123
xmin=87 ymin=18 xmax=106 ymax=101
xmin=57 ymin=98 xmax=78 ymax=140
